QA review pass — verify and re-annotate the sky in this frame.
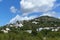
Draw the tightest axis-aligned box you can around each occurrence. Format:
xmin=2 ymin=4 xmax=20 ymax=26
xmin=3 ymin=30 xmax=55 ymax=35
xmin=0 ymin=0 xmax=60 ymax=26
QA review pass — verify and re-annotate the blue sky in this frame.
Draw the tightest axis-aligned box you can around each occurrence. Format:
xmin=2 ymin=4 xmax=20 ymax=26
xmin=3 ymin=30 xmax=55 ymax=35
xmin=0 ymin=0 xmax=20 ymax=26
xmin=0 ymin=0 xmax=60 ymax=26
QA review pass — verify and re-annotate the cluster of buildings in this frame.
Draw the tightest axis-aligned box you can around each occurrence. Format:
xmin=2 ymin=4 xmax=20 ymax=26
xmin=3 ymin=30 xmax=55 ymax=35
xmin=0 ymin=23 xmax=23 ymax=33
xmin=1 ymin=27 xmax=60 ymax=33
xmin=1 ymin=28 xmax=10 ymax=33
xmin=37 ymin=27 xmax=60 ymax=32
xmin=0 ymin=19 xmax=60 ymax=33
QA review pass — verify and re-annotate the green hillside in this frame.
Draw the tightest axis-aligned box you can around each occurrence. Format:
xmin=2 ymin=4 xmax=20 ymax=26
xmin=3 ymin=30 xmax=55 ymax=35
xmin=0 ymin=16 xmax=60 ymax=40
xmin=21 ymin=16 xmax=60 ymax=30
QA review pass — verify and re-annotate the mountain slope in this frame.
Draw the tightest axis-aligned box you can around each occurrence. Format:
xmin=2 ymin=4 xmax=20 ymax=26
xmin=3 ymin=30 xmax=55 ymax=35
xmin=22 ymin=16 xmax=60 ymax=29
xmin=5 ymin=16 xmax=60 ymax=30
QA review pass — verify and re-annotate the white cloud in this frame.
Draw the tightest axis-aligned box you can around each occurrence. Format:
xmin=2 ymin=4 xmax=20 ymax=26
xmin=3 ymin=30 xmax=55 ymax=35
xmin=40 ymin=11 xmax=56 ymax=17
xmin=53 ymin=4 xmax=60 ymax=9
xmin=9 ymin=15 xmax=37 ymax=23
xmin=9 ymin=15 xmax=21 ymax=23
xmin=22 ymin=13 xmax=33 ymax=16
xmin=20 ymin=0 xmax=56 ymax=15
xmin=23 ymin=15 xmax=38 ymax=20
xmin=9 ymin=0 xmax=60 ymax=24
xmin=10 ymin=6 xmax=17 ymax=13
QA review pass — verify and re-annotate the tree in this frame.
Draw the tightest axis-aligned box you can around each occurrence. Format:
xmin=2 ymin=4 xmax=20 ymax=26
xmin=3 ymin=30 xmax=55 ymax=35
xmin=31 ymin=24 xmax=37 ymax=36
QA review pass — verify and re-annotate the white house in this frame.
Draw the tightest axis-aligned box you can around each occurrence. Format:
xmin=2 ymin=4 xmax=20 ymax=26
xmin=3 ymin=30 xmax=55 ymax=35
xmin=15 ymin=23 xmax=23 ymax=28
xmin=55 ymin=28 xmax=59 ymax=31
xmin=37 ymin=28 xmax=43 ymax=31
xmin=1 ymin=29 xmax=8 ymax=33
xmin=35 ymin=19 xmax=40 ymax=21
xmin=32 ymin=21 xmax=38 ymax=24
xmin=19 ymin=23 xmax=23 ymax=27
xmin=43 ymin=27 xmax=50 ymax=30
xmin=26 ymin=30 xmax=32 ymax=33
xmin=6 ymin=28 xmax=10 ymax=31
xmin=1 ymin=28 xmax=10 ymax=33
xmin=10 ymin=25 xmax=13 ymax=27
xmin=51 ymin=29 xmax=55 ymax=31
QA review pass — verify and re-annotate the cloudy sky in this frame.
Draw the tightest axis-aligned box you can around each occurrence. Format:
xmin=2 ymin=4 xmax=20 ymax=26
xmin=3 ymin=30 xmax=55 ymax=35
xmin=0 ymin=0 xmax=60 ymax=26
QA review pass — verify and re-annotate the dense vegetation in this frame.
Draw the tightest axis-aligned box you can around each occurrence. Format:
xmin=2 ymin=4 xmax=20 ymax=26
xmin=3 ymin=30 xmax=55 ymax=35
xmin=0 ymin=16 xmax=60 ymax=40
xmin=0 ymin=30 xmax=60 ymax=40
xmin=22 ymin=16 xmax=60 ymax=30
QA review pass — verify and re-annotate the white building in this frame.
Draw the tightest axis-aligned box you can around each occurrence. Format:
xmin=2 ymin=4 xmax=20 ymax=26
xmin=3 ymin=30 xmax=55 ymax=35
xmin=26 ymin=30 xmax=32 ymax=33
xmin=51 ymin=27 xmax=59 ymax=32
xmin=19 ymin=23 xmax=23 ymax=27
xmin=15 ymin=23 xmax=23 ymax=28
xmin=10 ymin=25 xmax=13 ymax=27
xmin=43 ymin=27 xmax=50 ymax=30
xmin=51 ymin=29 xmax=55 ymax=31
xmin=54 ymin=29 xmax=57 ymax=31
xmin=32 ymin=21 xmax=38 ymax=24
xmin=37 ymin=28 xmax=43 ymax=31
xmin=6 ymin=28 xmax=10 ymax=31
xmin=1 ymin=29 xmax=8 ymax=33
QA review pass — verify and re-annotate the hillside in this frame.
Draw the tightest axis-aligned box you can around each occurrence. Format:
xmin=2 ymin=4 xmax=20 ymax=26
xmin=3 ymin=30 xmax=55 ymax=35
xmin=1 ymin=16 xmax=60 ymax=30
xmin=0 ymin=16 xmax=60 ymax=40
xmin=1 ymin=16 xmax=59 ymax=30
xmin=21 ymin=16 xmax=60 ymax=30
